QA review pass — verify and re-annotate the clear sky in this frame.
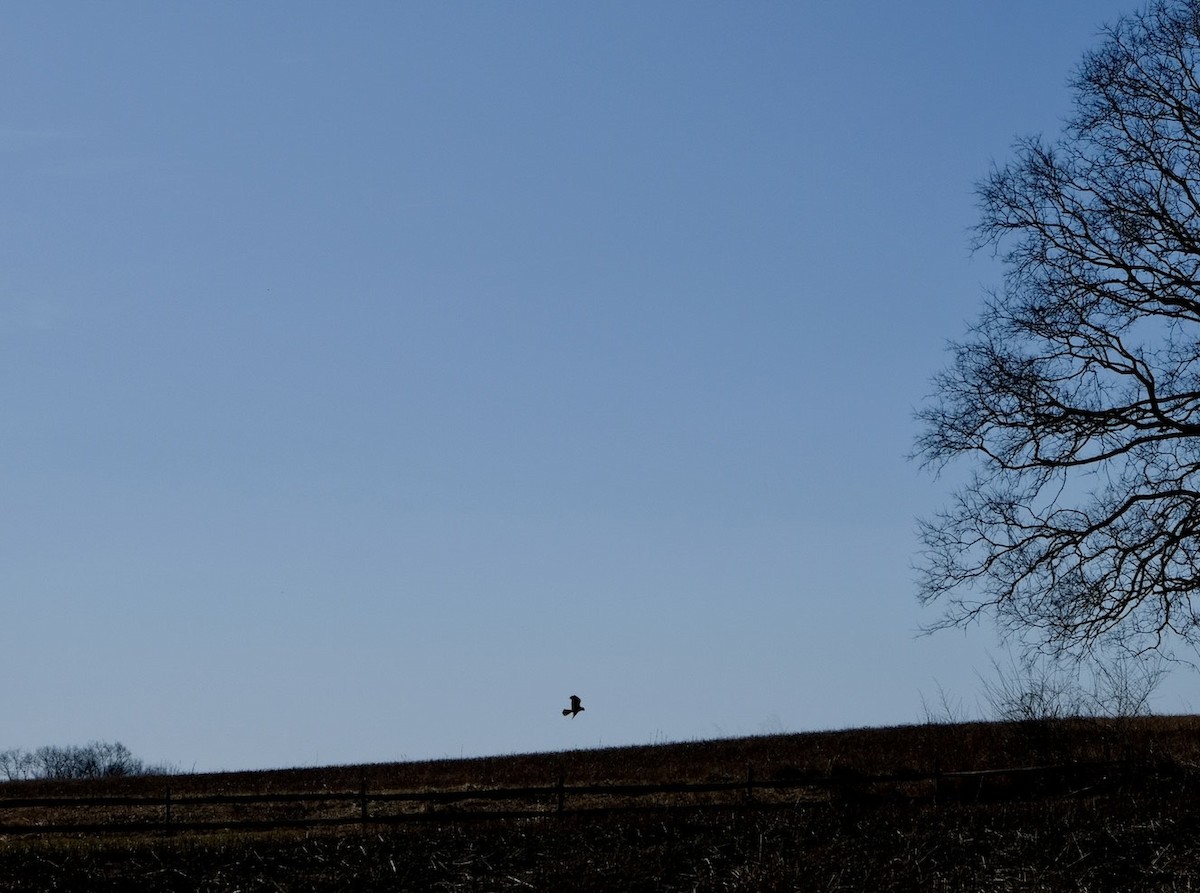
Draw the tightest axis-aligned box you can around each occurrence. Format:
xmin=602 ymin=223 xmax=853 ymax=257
xmin=4 ymin=1 xmax=1191 ymax=773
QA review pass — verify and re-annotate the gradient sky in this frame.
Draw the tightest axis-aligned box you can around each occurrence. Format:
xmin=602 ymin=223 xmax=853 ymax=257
xmin=4 ymin=1 xmax=1192 ymax=773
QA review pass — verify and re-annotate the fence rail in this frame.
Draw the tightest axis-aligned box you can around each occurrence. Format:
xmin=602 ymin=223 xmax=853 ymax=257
xmin=0 ymin=759 xmax=1156 ymax=838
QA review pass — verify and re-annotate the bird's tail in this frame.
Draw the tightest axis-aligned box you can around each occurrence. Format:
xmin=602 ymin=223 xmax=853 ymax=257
xmin=562 ymin=709 xmax=571 ymax=716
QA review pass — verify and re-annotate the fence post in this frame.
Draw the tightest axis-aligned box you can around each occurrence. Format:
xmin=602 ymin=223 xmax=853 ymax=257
xmin=745 ymin=765 xmax=755 ymax=803
xmin=360 ymin=777 xmax=369 ymax=824
xmin=556 ymin=774 xmax=565 ymax=815
xmin=164 ymin=788 xmax=172 ymax=830
xmin=933 ymin=759 xmax=942 ymax=806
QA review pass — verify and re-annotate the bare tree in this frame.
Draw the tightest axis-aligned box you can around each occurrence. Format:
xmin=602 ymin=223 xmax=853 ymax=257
xmin=0 ymin=749 xmax=34 ymax=782
xmin=22 ymin=742 xmax=146 ymax=781
xmin=917 ymin=0 xmax=1200 ymax=659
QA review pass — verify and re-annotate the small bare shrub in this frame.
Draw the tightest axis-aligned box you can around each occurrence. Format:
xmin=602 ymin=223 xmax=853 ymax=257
xmin=918 ymin=680 xmax=970 ymax=725
xmin=979 ymin=654 xmax=1084 ymax=723
xmin=1083 ymin=651 xmax=1167 ymax=718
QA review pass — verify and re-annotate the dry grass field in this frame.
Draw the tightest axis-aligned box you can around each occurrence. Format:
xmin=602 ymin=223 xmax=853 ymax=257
xmin=3 ymin=716 xmax=1200 ymax=891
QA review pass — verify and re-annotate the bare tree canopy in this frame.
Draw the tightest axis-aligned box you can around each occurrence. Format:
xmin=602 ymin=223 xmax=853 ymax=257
xmin=917 ymin=0 xmax=1200 ymax=657
xmin=0 ymin=741 xmax=153 ymax=782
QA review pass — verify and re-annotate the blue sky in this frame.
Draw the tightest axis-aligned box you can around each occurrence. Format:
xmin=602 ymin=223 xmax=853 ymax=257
xmin=4 ymin=1 xmax=1191 ymax=772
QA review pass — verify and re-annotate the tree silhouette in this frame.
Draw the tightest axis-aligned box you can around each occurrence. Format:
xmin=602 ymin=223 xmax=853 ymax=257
xmin=918 ymin=0 xmax=1200 ymax=658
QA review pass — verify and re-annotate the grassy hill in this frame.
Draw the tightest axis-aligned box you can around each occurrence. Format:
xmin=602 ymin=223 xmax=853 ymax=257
xmin=2 ymin=715 xmax=1200 ymax=891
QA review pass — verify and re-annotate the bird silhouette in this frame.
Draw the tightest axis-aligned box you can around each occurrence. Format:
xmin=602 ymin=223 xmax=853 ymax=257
xmin=562 ymin=695 xmax=584 ymax=718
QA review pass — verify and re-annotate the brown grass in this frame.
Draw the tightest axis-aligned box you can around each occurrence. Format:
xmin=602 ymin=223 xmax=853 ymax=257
xmin=2 ymin=715 xmax=1200 ymax=891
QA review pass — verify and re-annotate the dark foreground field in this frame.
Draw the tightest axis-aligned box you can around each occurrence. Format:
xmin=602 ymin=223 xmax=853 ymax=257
xmin=3 ymin=716 xmax=1200 ymax=891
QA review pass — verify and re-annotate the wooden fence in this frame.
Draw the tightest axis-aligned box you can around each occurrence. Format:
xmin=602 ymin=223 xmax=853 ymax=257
xmin=0 ymin=760 xmax=1151 ymax=837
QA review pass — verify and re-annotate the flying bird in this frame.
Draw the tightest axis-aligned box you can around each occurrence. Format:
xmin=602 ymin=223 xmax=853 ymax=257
xmin=562 ymin=695 xmax=584 ymax=718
